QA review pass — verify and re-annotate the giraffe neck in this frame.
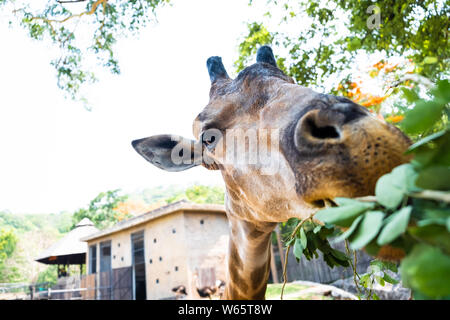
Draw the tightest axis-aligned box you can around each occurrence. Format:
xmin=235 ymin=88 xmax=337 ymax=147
xmin=223 ymin=216 xmax=277 ymax=300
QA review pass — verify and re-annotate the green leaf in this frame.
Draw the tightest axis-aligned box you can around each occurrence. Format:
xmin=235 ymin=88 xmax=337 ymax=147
xmin=422 ymin=56 xmax=438 ymax=64
xmin=347 ymin=37 xmax=361 ymax=51
xmin=400 ymin=87 xmax=420 ymax=103
xmin=370 ymin=259 xmax=398 ymax=273
xmin=330 ymin=248 xmax=349 ymax=262
xmin=293 ymin=238 xmax=304 ymax=260
xmin=417 ymin=218 xmax=447 ymax=227
xmin=333 ymin=197 xmax=374 ymax=207
xmin=400 ymin=100 xmax=445 ymax=135
xmin=370 ymin=259 xmax=384 ymax=269
xmin=391 ymin=164 xmax=420 ymax=192
xmin=375 ymin=164 xmax=419 ymax=208
xmin=313 ymin=225 xmax=322 ymax=234
xmin=349 ymin=211 xmax=385 ymax=250
xmin=315 ymin=202 xmax=374 ymax=227
xmin=375 ymin=174 xmax=404 ymax=209
xmin=286 ymin=218 xmax=299 ymax=229
xmin=406 ymin=130 xmax=446 ymax=153
xmin=408 ymin=224 xmax=450 ymax=254
xmin=400 ymin=244 xmax=450 ymax=299
xmin=383 ymin=272 xmax=399 ymax=285
xmin=383 ymin=261 xmax=398 ymax=273
xmin=359 ymin=273 xmax=371 ymax=288
xmin=415 ymin=166 xmax=450 ymax=191
xmin=433 ymin=79 xmax=450 ymax=102
xmin=375 ymin=275 xmax=385 ymax=286
xmin=285 ymin=237 xmax=295 ymax=247
xmin=431 ymin=132 xmax=450 ymax=167
xmin=377 ymin=206 xmax=412 ymax=246
xmin=333 ymin=215 xmax=364 ymax=243
xmin=299 ymin=227 xmax=307 ymax=248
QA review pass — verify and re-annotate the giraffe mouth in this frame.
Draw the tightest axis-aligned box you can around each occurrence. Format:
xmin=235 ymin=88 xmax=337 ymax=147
xmin=310 ymin=198 xmax=338 ymax=209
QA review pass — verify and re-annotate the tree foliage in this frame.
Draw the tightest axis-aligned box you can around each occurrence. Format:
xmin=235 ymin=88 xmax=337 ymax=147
xmin=0 ymin=228 xmax=19 ymax=282
xmin=0 ymin=228 xmax=17 ymax=262
xmin=300 ymin=80 xmax=449 ymax=300
xmin=239 ymin=0 xmax=449 ymax=91
xmin=165 ymin=185 xmax=225 ymax=205
xmin=36 ymin=265 xmax=58 ymax=287
xmin=70 ymin=185 xmax=224 ymax=231
xmin=0 ymin=211 xmax=73 ymax=234
xmin=72 ymin=189 xmax=128 ymax=229
xmin=0 ymin=0 xmax=169 ymax=105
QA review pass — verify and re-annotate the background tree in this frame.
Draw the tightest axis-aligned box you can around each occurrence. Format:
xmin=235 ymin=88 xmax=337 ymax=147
xmin=72 ymin=189 xmax=128 ymax=229
xmin=0 ymin=0 xmax=169 ymax=106
xmin=0 ymin=228 xmax=20 ymax=282
xmin=2 ymin=1 xmax=446 ymax=107
xmin=165 ymin=185 xmax=225 ymax=205
xmin=36 ymin=265 xmax=58 ymax=287
xmin=0 ymin=184 xmax=225 ymax=285
xmin=238 ymin=0 xmax=448 ymax=91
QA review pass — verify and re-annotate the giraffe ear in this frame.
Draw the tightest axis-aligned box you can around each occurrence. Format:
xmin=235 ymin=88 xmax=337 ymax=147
xmin=132 ymin=134 xmax=202 ymax=172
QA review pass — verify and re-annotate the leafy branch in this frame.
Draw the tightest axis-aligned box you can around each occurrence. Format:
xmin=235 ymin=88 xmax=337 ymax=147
xmin=312 ymin=79 xmax=450 ymax=299
xmin=279 ymin=79 xmax=449 ymax=300
xmin=3 ymin=0 xmax=169 ymax=106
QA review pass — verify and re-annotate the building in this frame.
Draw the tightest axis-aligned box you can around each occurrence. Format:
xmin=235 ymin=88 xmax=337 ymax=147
xmin=81 ymin=200 xmax=229 ymax=300
xmin=35 ymin=218 xmax=99 ymax=277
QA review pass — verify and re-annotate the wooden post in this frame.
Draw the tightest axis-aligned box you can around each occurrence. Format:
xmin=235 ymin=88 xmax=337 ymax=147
xmin=270 ymin=243 xmax=279 ymax=283
xmin=275 ymin=225 xmax=285 ymax=269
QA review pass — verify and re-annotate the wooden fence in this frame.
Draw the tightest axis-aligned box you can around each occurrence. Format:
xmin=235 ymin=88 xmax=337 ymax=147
xmin=32 ymin=266 xmax=133 ymax=300
xmin=273 ymin=240 xmax=372 ymax=284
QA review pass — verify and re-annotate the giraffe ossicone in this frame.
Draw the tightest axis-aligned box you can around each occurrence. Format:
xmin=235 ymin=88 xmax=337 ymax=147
xmin=132 ymin=45 xmax=411 ymax=300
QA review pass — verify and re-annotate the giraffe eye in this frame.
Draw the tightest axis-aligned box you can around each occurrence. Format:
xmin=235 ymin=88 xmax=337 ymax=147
xmin=204 ymin=136 xmax=215 ymax=145
xmin=200 ymin=129 xmax=222 ymax=149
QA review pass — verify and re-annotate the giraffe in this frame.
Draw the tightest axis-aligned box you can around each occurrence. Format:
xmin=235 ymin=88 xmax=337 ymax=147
xmin=131 ymin=46 xmax=411 ymax=300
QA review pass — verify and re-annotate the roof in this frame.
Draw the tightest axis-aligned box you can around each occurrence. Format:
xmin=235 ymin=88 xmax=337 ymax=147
xmin=35 ymin=218 xmax=99 ymax=265
xmin=81 ymin=200 xmax=226 ymax=242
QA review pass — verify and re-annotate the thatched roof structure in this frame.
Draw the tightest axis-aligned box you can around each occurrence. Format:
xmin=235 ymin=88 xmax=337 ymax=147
xmin=35 ymin=218 xmax=99 ymax=265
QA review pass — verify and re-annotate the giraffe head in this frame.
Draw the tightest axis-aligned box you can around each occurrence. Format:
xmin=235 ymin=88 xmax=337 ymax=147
xmin=132 ymin=46 xmax=411 ymax=223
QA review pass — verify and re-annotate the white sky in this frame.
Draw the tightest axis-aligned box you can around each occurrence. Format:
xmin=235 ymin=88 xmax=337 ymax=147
xmin=0 ymin=0 xmax=389 ymax=214
xmin=0 ymin=0 xmax=272 ymax=214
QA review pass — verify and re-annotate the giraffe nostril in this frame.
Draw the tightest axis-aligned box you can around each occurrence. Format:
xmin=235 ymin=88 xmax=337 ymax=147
xmin=305 ymin=117 xmax=340 ymax=139
xmin=295 ymin=110 xmax=342 ymax=147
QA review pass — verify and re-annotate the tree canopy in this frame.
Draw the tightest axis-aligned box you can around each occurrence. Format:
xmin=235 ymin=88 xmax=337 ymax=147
xmin=0 ymin=228 xmax=19 ymax=282
xmin=71 ymin=189 xmax=128 ymax=229
xmin=238 ymin=0 xmax=449 ymax=91
xmin=1 ymin=0 xmax=447 ymax=104
xmin=0 ymin=0 xmax=169 ymax=105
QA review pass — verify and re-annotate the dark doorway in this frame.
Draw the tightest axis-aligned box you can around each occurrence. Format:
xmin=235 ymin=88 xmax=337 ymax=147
xmin=99 ymin=241 xmax=112 ymax=272
xmin=89 ymin=245 xmax=97 ymax=274
xmin=131 ymin=232 xmax=146 ymax=300
xmin=99 ymin=241 xmax=112 ymax=299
